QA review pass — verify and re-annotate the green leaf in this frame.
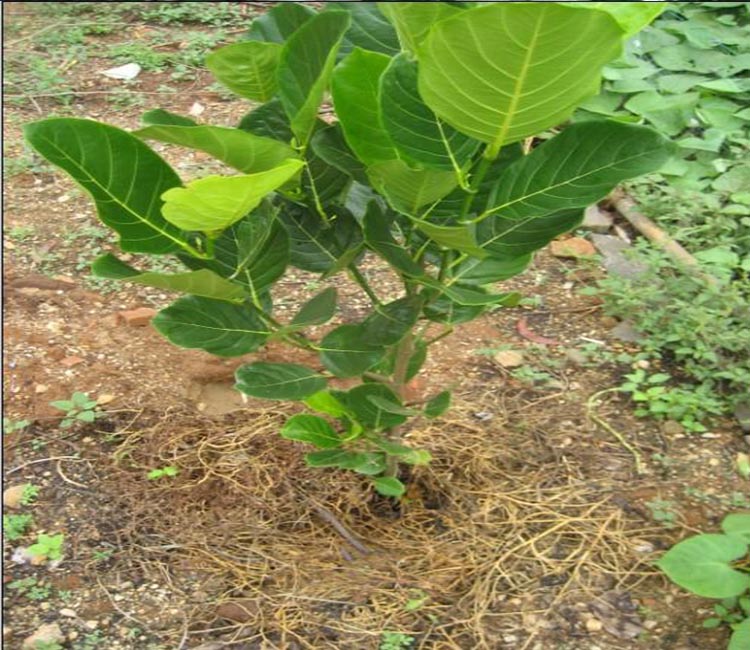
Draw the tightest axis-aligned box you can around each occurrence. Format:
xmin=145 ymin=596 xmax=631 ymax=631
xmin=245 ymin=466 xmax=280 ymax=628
xmin=310 ymin=123 xmax=368 ymax=184
xmin=418 ymin=4 xmax=623 ymax=150
xmin=161 ymin=160 xmax=304 ymax=233
xmin=335 ymin=2 xmax=400 ymax=56
xmin=153 ymin=296 xmax=269 ymax=357
xmin=76 ymin=410 xmax=96 ymax=423
xmin=362 ymin=204 xmax=425 ymax=277
xmin=729 ymin=619 xmax=750 ymax=650
xmin=179 ymin=212 xmax=289 ymax=299
xmin=657 ymin=73 xmax=710 ymax=94
xmin=361 ymin=297 xmax=423 ymax=346
xmin=409 ymin=219 xmax=486 ymax=258
xmin=135 ymin=124 xmax=297 ymax=175
xmin=248 ymin=2 xmax=316 ymax=42
xmin=377 ymin=2 xmax=461 ymax=55
xmin=303 ymin=391 xmax=349 ymax=418
xmin=24 ymin=118 xmax=188 ymax=255
xmin=305 ymin=449 xmax=357 ymax=468
xmin=366 ymin=396 xmax=420 ymax=417
xmin=372 ymin=438 xmax=432 ymax=465
xmin=303 ymin=149 xmax=351 ymax=206
xmin=320 ymin=324 xmax=386 ymax=377
xmin=306 ymin=450 xmax=386 ymax=475
xmin=373 ymin=476 xmax=406 ymax=498
xmin=714 ymin=165 xmax=750 ymax=194
xmin=624 ymin=92 xmax=700 ymax=136
xmin=423 ymin=294 xmax=487 ymax=325
xmin=92 ymin=253 xmax=245 ymax=302
xmin=206 ymin=41 xmax=282 ymax=101
xmin=277 ymin=10 xmax=351 ymax=144
xmin=331 ymin=48 xmax=395 ymax=165
xmin=280 ymin=203 xmax=363 ymax=273
xmin=368 ymin=159 xmax=457 ymax=215
xmin=476 ymin=121 xmax=674 ymax=256
xmin=235 ymin=362 xmax=327 ymax=400
xmin=290 ymin=288 xmax=337 ymax=329
xmin=334 ymin=383 xmax=407 ymax=430
xmin=281 ymin=414 xmax=342 ymax=448
xmin=239 ymin=98 xmax=294 ymax=142
xmin=50 ymin=400 xmax=74 ymax=412
xmin=380 ymin=53 xmax=479 ymax=171
xmin=563 ymin=2 xmax=666 ymax=37
xmin=722 ymin=514 xmax=750 ymax=544
xmin=656 ymin=534 xmax=750 ymax=599
xmin=406 ymin=340 xmax=427 ymax=381
xmin=424 ymin=391 xmax=451 ymax=418
xmin=452 ymin=254 xmax=532 ymax=285
xmin=141 ymin=109 xmax=197 ymax=127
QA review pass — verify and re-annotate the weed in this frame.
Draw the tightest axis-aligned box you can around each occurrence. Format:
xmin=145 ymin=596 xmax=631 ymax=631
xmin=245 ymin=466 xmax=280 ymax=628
xmin=50 ymin=392 xmax=100 ymax=429
xmin=27 ymin=532 xmax=65 ymax=562
xmin=147 ymin=466 xmax=179 ymax=480
xmin=3 ymin=417 xmax=31 ymax=434
xmin=73 ymin=631 xmax=106 ymax=649
xmin=137 ymin=3 xmax=245 ymax=26
xmin=92 ymin=548 xmax=114 ymax=563
xmin=7 ymin=577 xmax=52 ymax=601
xmin=106 ymin=42 xmax=170 ymax=71
xmin=3 ymin=514 xmax=34 ymax=541
xmin=20 ymin=484 xmax=40 ymax=506
xmin=645 ymin=498 xmax=678 ymax=527
xmin=34 ymin=642 xmax=64 ymax=650
xmin=380 ymin=631 xmax=415 ymax=650
xmin=511 ymin=366 xmax=556 ymax=386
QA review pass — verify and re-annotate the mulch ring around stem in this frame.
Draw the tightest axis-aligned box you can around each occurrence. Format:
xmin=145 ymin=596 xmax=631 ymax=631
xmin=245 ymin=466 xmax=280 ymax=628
xmin=97 ymin=390 xmax=663 ymax=650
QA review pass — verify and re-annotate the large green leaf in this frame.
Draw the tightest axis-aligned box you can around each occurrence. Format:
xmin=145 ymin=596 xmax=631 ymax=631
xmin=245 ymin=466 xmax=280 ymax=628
xmin=424 ymin=390 xmax=451 ymax=418
xmin=563 ymin=2 xmax=666 ymax=37
xmin=409 ymin=219 xmax=486 ymax=258
xmin=377 ymin=2 xmax=461 ymax=54
xmin=730 ymin=620 xmax=750 ymax=650
xmin=305 ymin=449 xmax=386 ymax=475
xmin=247 ymin=2 xmax=316 ymax=42
xmin=452 ymin=254 xmax=532 ymax=285
xmin=334 ymin=2 xmax=400 ymax=56
xmin=152 ymin=296 xmax=269 ymax=357
xmin=368 ymin=159 xmax=457 ymax=215
xmin=290 ymin=288 xmax=338 ymax=329
xmin=206 ymin=41 xmax=282 ymax=102
xmin=92 ymin=253 xmax=245 ymax=302
xmin=418 ymin=4 xmax=623 ymax=150
xmin=319 ymin=324 xmax=386 ymax=377
xmin=625 ymin=91 xmax=700 ymax=136
xmin=161 ymin=160 xmax=304 ymax=233
xmin=311 ymin=123 xmax=368 ymax=184
xmin=281 ymin=414 xmax=342 ymax=448
xmin=141 ymin=109 xmax=196 ymax=127
xmin=280 ymin=204 xmax=363 ymax=273
xmin=24 ymin=118 xmax=188 ymax=255
xmin=478 ymin=121 xmax=674 ymax=222
xmin=238 ymin=98 xmax=294 ymax=142
xmin=334 ymin=383 xmax=407 ymax=429
xmin=362 ymin=205 xmax=425 ymax=277
xmin=235 ymin=362 xmax=327 ymax=400
xmin=179 ymin=212 xmax=290 ymax=300
xmin=722 ymin=514 xmax=750 ymax=544
xmin=331 ymin=48 xmax=395 ymax=165
xmin=656 ymin=534 xmax=750 ymax=599
xmin=277 ymin=10 xmax=351 ymax=144
xmin=361 ymin=297 xmax=423 ymax=346
xmin=135 ymin=124 xmax=297 ymax=175
xmin=303 ymin=151 xmax=351 ymax=206
xmin=380 ymin=54 xmax=480 ymax=172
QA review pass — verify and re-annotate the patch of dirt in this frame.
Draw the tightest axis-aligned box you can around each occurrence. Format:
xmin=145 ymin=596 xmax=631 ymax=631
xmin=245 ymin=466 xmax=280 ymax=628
xmin=3 ymin=4 xmax=747 ymax=650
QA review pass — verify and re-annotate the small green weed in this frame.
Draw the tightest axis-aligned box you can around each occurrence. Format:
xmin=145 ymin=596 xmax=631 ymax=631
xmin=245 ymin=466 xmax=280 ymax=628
xmin=380 ymin=631 xmax=415 ymax=650
xmin=137 ymin=3 xmax=245 ymax=26
xmin=3 ymin=514 xmax=34 ymax=541
xmin=3 ymin=417 xmax=31 ymax=434
xmin=645 ymin=498 xmax=678 ymax=528
xmin=703 ymin=597 xmax=750 ymax=630
xmin=73 ymin=631 xmax=106 ymax=649
xmin=27 ymin=532 xmax=65 ymax=562
xmin=34 ymin=642 xmax=64 ymax=650
xmin=21 ymin=484 xmax=40 ymax=506
xmin=147 ymin=466 xmax=179 ymax=480
xmin=7 ymin=577 xmax=52 ymax=601
xmin=50 ymin=392 xmax=100 ymax=428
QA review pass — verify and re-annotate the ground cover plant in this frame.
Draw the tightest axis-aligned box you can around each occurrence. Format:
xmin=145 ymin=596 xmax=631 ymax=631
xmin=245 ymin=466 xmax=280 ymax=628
xmin=23 ymin=2 xmax=675 ymax=498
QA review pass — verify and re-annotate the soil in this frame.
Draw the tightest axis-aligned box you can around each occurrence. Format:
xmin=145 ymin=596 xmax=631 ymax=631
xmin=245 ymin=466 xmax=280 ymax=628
xmin=3 ymin=4 xmax=748 ymax=650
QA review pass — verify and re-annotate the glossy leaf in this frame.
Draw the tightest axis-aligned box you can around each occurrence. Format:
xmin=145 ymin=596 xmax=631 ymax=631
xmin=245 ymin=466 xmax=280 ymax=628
xmin=335 ymin=2 xmax=400 ymax=56
xmin=311 ymin=123 xmax=368 ymax=184
xmin=141 ymin=109 xmax=196 ymax=127
xmin=206 ymin=41 xmax=282 ymax=101
xmin=452 ymin=254 xmax=532 ymax=285
xmin=418 ymin=4 xmax=623 ymax=149
xmin=366 ymin=396 xmax=420 ymax=416
xmin=320 ymin=324 xmax=386 ymax=377
xmin=281 ymin=414 xmax=342 ymax=448
xmin=304 ymin=391 xmax=349 ymax=418
xmin=362 ymin=205 xmax=425 ymax=277
xmin=24 ymin=118 xmax=188 ymax=254
xmin=247 ymin=2 xmax=316 ymax=42
xmin=563 ymin=2 xmax=667 ymax=37
xmin=235 ymin=362 xmax=327 ymax=400
xmin=425 ymin=390 xmax=451 ymax=418
xmin=161 ymin=160 xmax=304 ymax=232
xmin=238 ymin=98 xmax=294 ymax=142
xmin=409 ymin=218 xmax=486 ymax=258
xmin=152 ymin=296 xmax=269 ymax=357
xmin=380 ymin=54 xmax=479 ymax=171
xmin=290 ymin=288 xmax=338 ymax=329
xmin=656 ymin=534 xmax=750 ymax=599
xmin=334 ymin=383 xmax=407 ymax=429
xmin=368 ymin=159 xmax=457 ymax=215
xmin=331 ymin=48 xmax=395 ymax=164
xmin=361 ymin=296 xmax=423 ymax=346
xmin=373 ymin=476 xmax=406 ymax=497
xmin=377 ymin=2 xmax=461 ymax=54
xmin=135 ymin=124 xmax=297 ymax=174
xmin=277 ymin=11 xmax=351 ymax=144
xmin=92 ymin=253 xmax=245 ymax=302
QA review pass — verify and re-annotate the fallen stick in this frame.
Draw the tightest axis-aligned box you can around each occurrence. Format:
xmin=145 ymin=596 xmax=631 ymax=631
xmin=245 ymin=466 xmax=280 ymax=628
xmin=609 ymin=190 xmax=719 ymax=287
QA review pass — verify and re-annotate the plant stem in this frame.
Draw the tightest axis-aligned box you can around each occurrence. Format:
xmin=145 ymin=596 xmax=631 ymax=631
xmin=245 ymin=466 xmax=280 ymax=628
xmin=458 ymin=149 xmax=496 ymax=221
xmin=384 ymin=332 xmax=416 ymax=478
xmin=348 ymin=264 xmax=381 ymax=306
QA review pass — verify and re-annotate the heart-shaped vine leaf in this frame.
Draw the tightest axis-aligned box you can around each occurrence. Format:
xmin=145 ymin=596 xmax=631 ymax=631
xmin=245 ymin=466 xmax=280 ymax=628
xmin=153 ymin=296 xmax=269 ymax=357
xmin=236 ymin=362 xmax=327 ymax=400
